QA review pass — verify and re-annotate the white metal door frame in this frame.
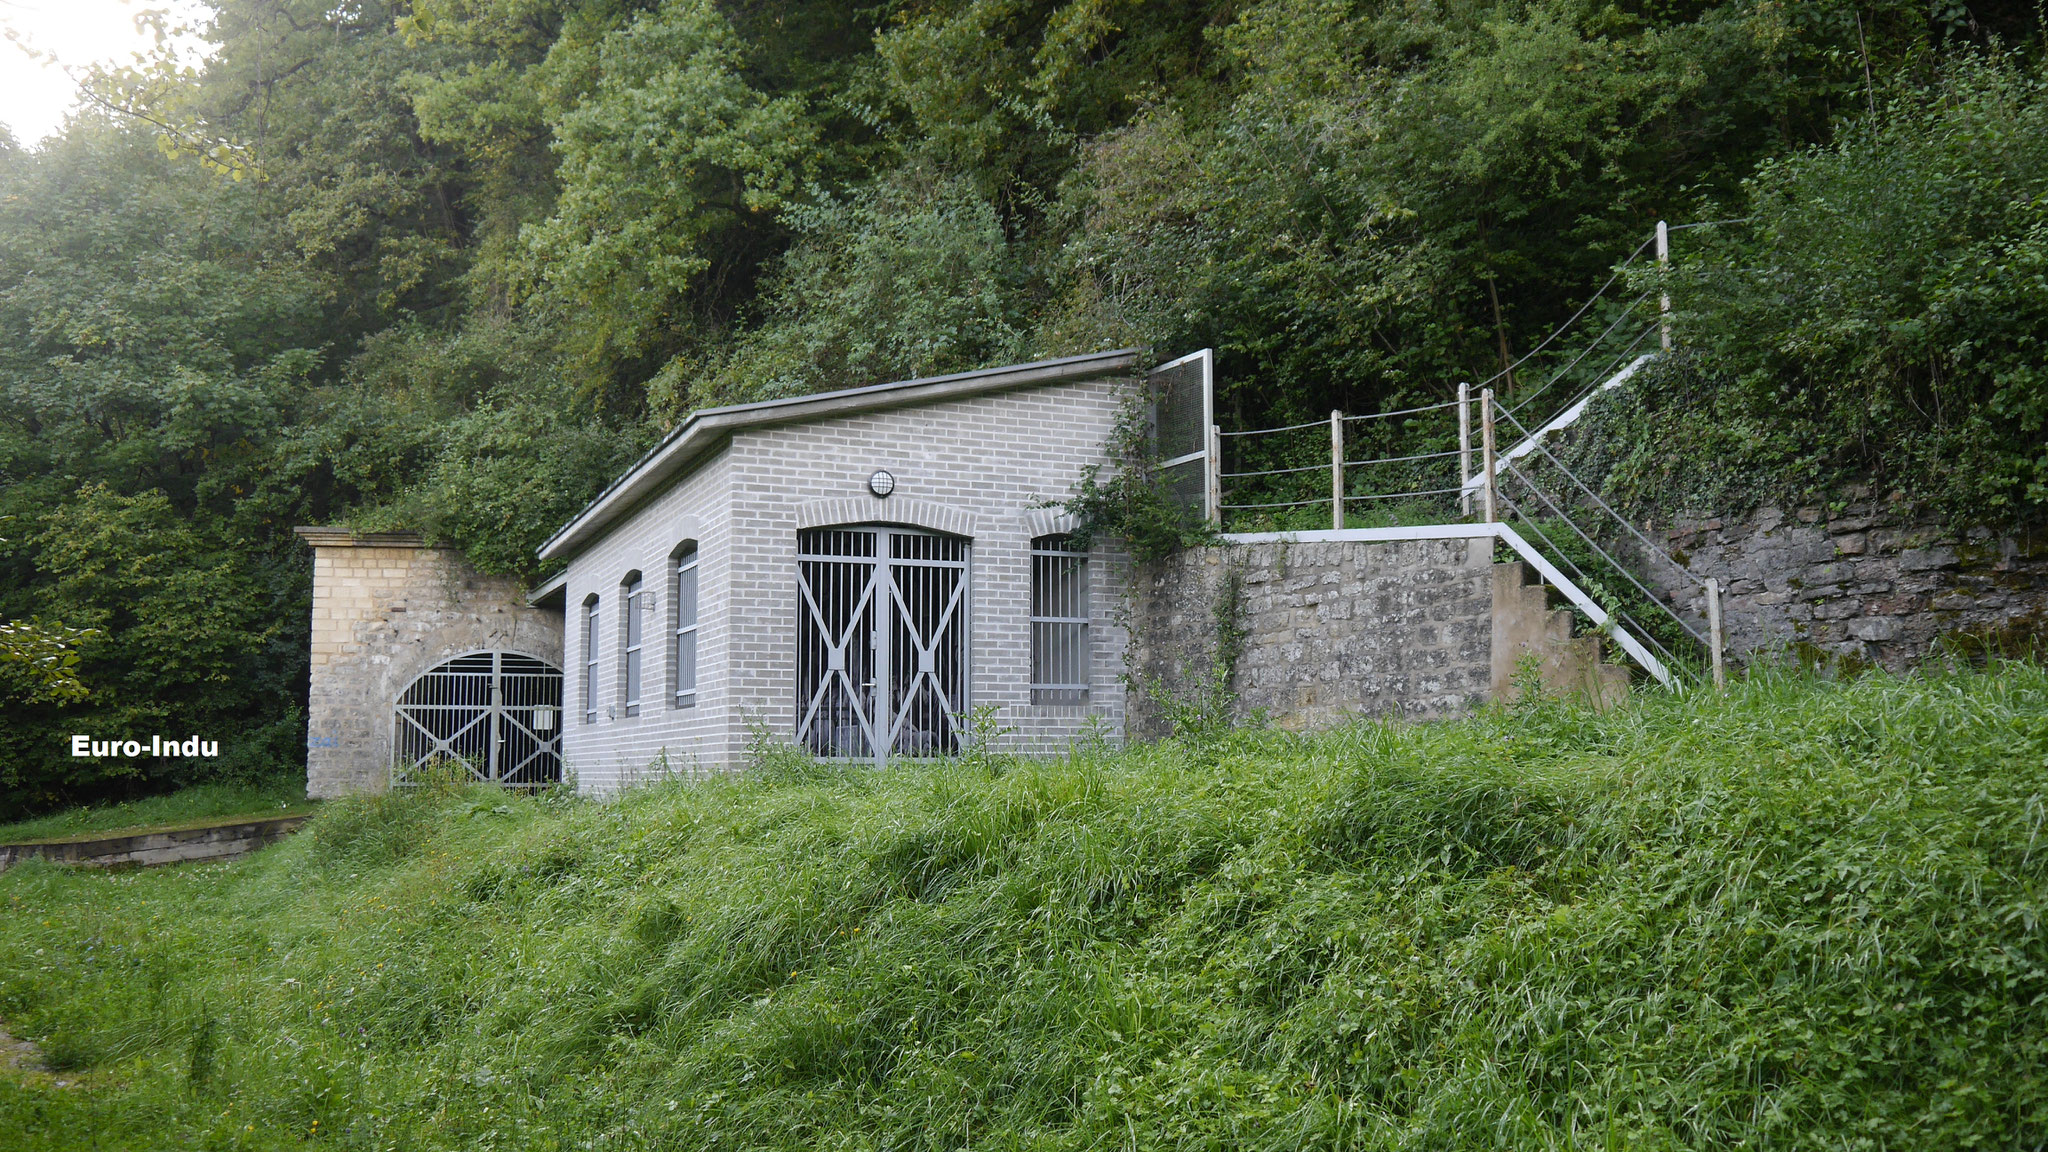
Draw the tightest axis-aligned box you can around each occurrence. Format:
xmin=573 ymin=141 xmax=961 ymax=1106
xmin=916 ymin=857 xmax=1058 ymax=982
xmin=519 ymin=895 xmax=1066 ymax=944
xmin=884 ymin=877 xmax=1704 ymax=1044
xmin=796 ymin=526 xmax=970 ymax=765
xmin=392 ymin=650 xmax=564 ymax=787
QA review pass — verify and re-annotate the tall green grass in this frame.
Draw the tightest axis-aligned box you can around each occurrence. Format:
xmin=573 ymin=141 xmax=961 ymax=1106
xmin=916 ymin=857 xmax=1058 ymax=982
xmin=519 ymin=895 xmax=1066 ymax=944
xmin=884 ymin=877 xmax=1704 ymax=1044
xmin=2 ymin=668 xmax=2046 ymax=1149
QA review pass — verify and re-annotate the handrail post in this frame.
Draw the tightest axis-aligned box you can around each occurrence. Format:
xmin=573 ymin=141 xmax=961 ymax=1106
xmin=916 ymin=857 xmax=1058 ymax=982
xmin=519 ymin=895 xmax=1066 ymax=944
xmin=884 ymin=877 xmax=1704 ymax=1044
xmin=1480 ymin=387 xmax=1498 ymax=524
xmin=1458 ymin=382 xmax=1472 ymax=518
xmin=1705 ymin=576 xmax=1726 ymax=689
xmin=1206 ymin=423 xmax=1223 ymax=527
xmin=1330 ymin=410 xmax=1344 ymax=531
xmin=1657 ymin=219 xmax=1672 ymax=352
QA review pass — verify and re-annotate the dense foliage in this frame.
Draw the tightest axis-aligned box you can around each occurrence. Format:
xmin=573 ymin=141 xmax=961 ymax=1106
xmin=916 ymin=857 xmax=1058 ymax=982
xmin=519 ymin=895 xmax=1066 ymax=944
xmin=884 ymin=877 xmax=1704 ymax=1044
xmin=1559 ymin=54 xmax=2048 ymax=523
xmin=0 ymin=0 xmax=2040 ymax=808
xmin=3 ymin=669 xmax=2047 ymax=1147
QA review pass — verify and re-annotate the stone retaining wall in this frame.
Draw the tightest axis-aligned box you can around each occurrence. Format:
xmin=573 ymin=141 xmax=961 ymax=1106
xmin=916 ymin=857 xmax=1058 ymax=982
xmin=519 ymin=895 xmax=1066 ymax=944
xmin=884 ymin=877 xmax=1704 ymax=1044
xmin=1127 ymin=538 xmax=1495 ymax=737
xmin=0 ymin=814 xmax=309 ymax=872
xmin=1651 ymin=497 xmax=2048 ymax=671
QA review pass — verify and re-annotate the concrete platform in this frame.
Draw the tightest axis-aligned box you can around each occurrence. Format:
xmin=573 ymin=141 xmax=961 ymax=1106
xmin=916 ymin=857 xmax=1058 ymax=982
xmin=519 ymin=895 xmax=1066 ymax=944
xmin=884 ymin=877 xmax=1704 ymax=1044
xmin=0 ymin=813 xmax=311 ymax=872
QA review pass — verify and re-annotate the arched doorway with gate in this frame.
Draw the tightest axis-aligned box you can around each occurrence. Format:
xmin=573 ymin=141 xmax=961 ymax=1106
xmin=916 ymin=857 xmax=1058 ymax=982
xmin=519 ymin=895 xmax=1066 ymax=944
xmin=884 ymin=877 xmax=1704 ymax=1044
xmin=796 ymin=526 xmax=969 ymax=764
xmin=392 ymin=650 xmax=564 ymax=788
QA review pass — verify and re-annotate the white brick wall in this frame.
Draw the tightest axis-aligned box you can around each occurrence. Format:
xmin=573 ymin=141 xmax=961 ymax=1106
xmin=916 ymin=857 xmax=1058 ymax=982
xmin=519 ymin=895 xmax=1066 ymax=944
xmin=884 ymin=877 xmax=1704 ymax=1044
xmin=558 ymin=376 xmax=1133 ymax=792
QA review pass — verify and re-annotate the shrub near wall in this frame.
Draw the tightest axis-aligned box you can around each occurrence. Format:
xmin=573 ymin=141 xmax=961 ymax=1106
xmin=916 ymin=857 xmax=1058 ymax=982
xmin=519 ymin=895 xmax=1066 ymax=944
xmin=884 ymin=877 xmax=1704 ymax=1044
xmin=1 ymin=669 xmax=2046 ymax=1149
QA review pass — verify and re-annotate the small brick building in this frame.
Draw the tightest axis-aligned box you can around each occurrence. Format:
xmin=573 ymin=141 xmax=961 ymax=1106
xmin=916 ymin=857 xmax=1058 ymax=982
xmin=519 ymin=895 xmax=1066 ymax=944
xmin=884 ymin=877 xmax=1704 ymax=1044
xmin=300 ymin=350 xmax=1142 ymax=796
xmin=531 ymin=349 xmax=1138 ymax=791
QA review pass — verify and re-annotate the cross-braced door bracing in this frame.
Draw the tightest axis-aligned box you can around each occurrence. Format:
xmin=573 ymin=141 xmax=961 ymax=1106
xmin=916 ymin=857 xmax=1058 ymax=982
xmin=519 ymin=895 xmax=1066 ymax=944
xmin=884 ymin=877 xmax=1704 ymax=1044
xmin=393 ymin=651 xmax=564 ymax=788
xmin=797 ymin=527 xmax=968 ymax=763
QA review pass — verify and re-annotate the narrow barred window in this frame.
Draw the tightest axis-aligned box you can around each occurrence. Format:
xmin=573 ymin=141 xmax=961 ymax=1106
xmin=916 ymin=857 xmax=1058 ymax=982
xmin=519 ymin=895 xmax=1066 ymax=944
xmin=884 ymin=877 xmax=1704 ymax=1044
xmin=672 ymin=542 xmax=699 ymax=708
xmin=583 ymin=596 xmax=600 ymax=723
xmin=622 ymin=574 xmax=645 ymax=717
xmin=1031 ymin=535 xmax=1089 ymax=705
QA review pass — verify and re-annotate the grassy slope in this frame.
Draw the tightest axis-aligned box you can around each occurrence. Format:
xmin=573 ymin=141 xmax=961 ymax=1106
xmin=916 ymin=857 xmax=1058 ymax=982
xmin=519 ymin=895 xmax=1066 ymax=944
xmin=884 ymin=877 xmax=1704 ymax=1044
xmin=0 ymin=781 xmax=314 ymax=844
xmin=1 ymin=670 xmax=2045 ymax=1150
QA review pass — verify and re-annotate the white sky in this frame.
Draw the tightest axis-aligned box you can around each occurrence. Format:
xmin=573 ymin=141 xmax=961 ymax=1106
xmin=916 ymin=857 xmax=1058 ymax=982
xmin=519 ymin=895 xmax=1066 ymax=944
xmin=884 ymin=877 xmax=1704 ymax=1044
xmin=1 ymin=0 xmax=211 ymax=146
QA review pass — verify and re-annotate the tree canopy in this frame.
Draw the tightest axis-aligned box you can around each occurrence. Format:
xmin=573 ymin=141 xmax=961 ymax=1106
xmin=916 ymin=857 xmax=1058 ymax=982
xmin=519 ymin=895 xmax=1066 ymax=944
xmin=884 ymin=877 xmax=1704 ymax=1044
xmin=0 ymin=0 xmax=2040 ymax=810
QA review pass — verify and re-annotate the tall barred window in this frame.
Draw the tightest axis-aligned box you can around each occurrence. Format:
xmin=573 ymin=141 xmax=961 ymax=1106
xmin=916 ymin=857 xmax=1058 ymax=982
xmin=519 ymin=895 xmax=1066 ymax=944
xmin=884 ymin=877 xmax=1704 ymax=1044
xmin=672 ymin=542 xmax=699 ymax=708
xmin=621 ymin=573 xmax=646 ymax=717
xmin=582 ymin=596 xmax=600 ymax=724
xmin=1030 ymin=535 xmax=1089 ymax=704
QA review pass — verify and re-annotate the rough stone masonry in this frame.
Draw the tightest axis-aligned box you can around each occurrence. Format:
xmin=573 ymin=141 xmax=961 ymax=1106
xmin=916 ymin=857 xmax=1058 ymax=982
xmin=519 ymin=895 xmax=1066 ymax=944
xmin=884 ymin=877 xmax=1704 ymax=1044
xmin=296 ymin=529 xmax=563 ymax=798
xmin=1127 ymin=538 xmax=1495 ymax=737
xmin=1648 ymin=495 xmax=2048 ymax=672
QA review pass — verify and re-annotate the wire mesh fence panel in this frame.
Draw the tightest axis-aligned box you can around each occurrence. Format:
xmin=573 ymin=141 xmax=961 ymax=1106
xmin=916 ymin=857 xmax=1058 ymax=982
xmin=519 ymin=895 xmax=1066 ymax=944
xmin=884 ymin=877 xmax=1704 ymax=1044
xmin=1148 ymin=350 xmax=1213 ymax=522
xmin=1158 ymin=457 xmax=1208 ymax=517
xmin=393 ymin=651 xmax=563 ymax=788
xmin=1150 ymin=352 xmax=1209 ymax=463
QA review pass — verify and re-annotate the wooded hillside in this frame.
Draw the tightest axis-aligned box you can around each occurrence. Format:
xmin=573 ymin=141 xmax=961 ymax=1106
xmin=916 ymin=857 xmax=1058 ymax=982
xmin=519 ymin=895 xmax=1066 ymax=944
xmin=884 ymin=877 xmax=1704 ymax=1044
xmin=1 ymin=0 xmax=2043 ymax=810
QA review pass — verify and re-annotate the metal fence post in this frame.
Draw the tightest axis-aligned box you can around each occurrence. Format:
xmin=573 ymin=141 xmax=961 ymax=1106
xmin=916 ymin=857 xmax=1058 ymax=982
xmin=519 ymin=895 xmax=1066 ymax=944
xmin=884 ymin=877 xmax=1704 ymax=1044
xmin=1458 ymin=382 xmax=1472 ymax=518
xmin=1657 ymin=219 xmax=1672 ymax=352
xmin=1480 ymin=387 xmax=1498 ymax=524
xmin=1330 ymin=410 xmax=1344 ymax=531
xmin=1207 ymin=423 xmax=1223 ymax=527
xmin=1705 ymin=576 xmax=1726 ymax=689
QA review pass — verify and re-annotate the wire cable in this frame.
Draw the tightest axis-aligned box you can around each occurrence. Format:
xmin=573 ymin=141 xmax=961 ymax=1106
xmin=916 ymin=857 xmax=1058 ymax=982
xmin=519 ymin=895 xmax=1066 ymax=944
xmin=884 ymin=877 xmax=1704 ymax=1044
xmin=1219 ymin=418 xmax=1326 ymax=438
xmin=1466 ymin=232 xmax=1658 ymax=392
xmin=1497 ymin=406 xmax=1709 ymax=592
xmin=1221 ymin=497 xmax=1324 ymax=511
xmin=1505 ymin=295 xmax=1651 ymax=418
xmin=1667 ymin=216 xmax=1755 ymax=231
xmin=1349 ymin=448 xmax=1464 ymax=466
xmin=1498 ymin=490 xmax=1691 ymax=674
xmin=1222 ymin=463 xmax=1328 ymax=479
xmin=1343 ymin=486 xmax=1465 ymax=502
xmin=1499 ymin=461 xmax=1709 ymax=648
xmin=1342 ymin=397 xmax=1464 ymax=422
xmin=1544 ymin=321 xmax=1662 ymax=422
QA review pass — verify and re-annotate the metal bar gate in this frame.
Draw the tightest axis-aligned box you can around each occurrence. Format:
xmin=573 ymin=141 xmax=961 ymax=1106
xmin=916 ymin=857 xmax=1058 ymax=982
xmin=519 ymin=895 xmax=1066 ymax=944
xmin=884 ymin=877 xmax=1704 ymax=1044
xmin=797 ymin=527 xmax=968 ymax=764
xmin=393 ymin=650 xmax=564 ymax=788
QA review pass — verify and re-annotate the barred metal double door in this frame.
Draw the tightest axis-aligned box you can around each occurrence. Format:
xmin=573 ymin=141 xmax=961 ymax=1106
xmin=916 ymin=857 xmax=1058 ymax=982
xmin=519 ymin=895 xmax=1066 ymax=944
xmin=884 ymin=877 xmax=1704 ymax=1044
xmin=797 ymin=527 xmax=967 ymax=763
xmin=393 ymin=651 xmax=563 ymax=788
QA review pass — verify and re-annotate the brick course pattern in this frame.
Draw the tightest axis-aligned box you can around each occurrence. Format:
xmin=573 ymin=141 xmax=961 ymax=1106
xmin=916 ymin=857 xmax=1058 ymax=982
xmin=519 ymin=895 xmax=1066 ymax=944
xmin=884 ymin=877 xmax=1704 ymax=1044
xmin=298 ymin=531 xmax=564 ymax=798
xmin=1649 ymin=501 xmax=2048 ymax=671
xmin=1127 ymin=539 xmax=1495 ymax=737
xmin=556 ymin=377 xmax=1133 ymax=791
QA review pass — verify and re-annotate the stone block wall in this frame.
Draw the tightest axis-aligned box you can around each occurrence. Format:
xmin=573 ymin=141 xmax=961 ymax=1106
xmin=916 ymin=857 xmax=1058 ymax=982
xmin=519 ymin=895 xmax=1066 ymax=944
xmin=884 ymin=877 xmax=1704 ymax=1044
xmin=1649 ymin=498 xmax=2048 ymax=671
xmin=297 ymin=529 xmax=564 ymax=798
xmin=0 ymin=815 xmax=310 ymax=871
xmin=1127 ymin=538 xmax=1495 ymax=737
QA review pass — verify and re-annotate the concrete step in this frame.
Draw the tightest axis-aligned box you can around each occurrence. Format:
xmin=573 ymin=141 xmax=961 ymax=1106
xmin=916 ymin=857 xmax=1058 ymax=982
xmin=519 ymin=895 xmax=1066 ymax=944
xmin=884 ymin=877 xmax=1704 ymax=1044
xmin=1491 ymin=561 xmax=1629 ymax=709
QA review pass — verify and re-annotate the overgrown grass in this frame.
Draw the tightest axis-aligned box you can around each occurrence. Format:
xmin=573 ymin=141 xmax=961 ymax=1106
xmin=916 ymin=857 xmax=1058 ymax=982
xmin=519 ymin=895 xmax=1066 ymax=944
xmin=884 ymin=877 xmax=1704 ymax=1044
xmin=3 ymin=668 xmax=2047 ymax=1148
xmin=0 ymin=780 xmax=313 ymax=844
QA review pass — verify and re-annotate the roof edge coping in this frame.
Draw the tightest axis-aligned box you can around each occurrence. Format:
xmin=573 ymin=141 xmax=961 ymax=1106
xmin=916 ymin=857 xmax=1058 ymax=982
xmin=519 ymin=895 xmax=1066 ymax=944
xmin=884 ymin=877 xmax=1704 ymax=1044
xmin=537 ymin=347 xmax=1143 ymax=564
xmin=294 ymin=526 xmax=431 ymax=549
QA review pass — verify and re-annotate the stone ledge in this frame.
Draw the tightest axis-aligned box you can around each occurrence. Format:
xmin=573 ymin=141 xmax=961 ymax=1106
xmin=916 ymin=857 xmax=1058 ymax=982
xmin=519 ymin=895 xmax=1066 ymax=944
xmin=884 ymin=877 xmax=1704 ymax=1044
xmin=0 ymin=814 xmax=311 ymax=872
xmin=293 ymin=526 xmax=431 ymax=549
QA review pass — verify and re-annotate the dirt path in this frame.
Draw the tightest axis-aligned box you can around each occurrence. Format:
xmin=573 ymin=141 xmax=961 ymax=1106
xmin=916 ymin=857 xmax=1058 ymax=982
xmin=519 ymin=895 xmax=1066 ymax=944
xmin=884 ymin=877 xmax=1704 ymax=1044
xmin=0 ymin=1019 xmax=73 ymax=1088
